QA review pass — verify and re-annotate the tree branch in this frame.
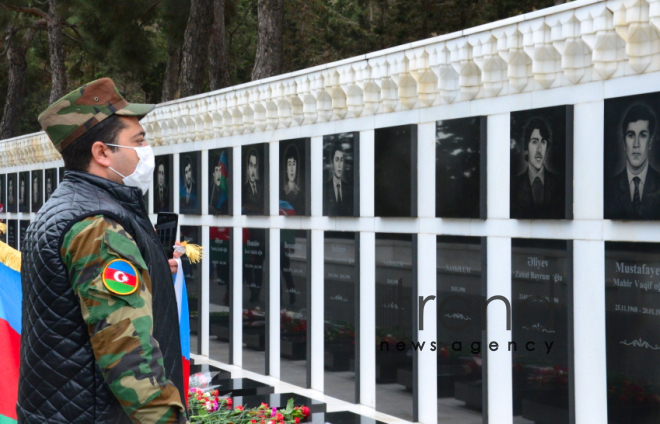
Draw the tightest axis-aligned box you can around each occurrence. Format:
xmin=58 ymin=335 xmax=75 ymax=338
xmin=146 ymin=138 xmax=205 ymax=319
xmin=0 ymin=2 xmax=49 ymax=20
xmin=229 ymin=0 xmax=256 ymax=38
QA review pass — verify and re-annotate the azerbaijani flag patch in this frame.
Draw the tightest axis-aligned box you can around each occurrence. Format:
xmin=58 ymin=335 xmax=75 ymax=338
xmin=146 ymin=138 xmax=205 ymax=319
xmin=102 ymin=259 xmax=139 ymax=296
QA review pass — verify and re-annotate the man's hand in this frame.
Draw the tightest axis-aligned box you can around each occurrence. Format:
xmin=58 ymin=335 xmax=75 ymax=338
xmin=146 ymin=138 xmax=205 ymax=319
xmin=169 ymin=258 xmax=178 ymax=275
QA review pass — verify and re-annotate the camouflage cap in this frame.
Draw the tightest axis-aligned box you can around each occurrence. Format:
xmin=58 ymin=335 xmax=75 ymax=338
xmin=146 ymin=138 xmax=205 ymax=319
xmin=38 ymin=78 xmax=155 ymax=153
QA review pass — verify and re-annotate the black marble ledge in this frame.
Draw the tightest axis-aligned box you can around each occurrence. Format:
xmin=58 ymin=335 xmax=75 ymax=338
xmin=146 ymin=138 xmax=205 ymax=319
xmin=189 ymin=364 xmax=232 ymax=381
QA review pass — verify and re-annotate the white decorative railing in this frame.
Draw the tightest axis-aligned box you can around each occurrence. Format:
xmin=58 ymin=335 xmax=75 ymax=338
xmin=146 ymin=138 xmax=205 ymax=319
xmin=0 ymin=0 xmax=658 ymax=165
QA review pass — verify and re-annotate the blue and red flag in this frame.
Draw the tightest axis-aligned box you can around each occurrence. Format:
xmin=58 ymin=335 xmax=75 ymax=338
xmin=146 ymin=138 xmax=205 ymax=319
xmin=0 ymin=239 xmax=21 ymax=424
xmin=173 ymin=257 xmax=191 ymax=402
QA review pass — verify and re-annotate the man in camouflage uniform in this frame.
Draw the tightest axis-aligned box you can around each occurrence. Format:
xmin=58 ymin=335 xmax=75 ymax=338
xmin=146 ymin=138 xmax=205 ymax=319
xmin=18 ymin=78 xmax=189 ymax=423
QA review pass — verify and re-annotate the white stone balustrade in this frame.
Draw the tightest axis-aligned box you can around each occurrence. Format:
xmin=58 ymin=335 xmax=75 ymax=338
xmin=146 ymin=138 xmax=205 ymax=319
xmin=1 ymin=0 xmax=658 ymax=165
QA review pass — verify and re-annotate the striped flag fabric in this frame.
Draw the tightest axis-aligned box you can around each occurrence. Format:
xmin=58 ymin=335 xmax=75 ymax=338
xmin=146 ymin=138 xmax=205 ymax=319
xmin=173 ymin=257 xmax=191 ymax=402
xmin=0 ymin=239 xmax=21 ymax=424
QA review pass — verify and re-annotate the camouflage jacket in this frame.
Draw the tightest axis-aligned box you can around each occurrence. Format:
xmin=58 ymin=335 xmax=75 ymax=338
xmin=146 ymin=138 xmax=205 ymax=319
xmin=62 ymin=214 xmax=188 ymax=424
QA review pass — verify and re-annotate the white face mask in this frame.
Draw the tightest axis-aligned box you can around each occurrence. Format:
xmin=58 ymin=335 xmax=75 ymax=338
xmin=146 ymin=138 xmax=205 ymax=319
xmin=107 ymin=144 xmax=155 ymax=195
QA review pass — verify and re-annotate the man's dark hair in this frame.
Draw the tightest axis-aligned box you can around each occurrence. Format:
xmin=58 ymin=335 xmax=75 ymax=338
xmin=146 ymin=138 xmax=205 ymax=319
xmin=247 ymin=149 xmax=258 ymax=166
xmin=522 ymin=117 xmax=551 ymax=152
xmin=184 ymin=156 xmax=193 ymax=171
xmin=622 ymin=104 xmax=656 ymax=138
xmin=331 ymin=141 xmax=343 ymax=159
xmin=61 ymin=115 xmax=125 ymax=172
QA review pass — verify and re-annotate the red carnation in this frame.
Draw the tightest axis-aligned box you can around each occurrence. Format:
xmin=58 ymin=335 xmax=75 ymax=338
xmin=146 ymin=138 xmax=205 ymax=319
xmin=301 ymin=406 xmax=311 ymax=418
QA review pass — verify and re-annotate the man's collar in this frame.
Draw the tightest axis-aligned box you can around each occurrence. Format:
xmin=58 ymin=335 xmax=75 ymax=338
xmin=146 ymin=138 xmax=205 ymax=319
xmin=528 ymin=165 xmax=545 ymax=185
xmin=333 ymin=175 xmax=342 ymax=186
xmin=627 ymin=161 xmax=649 ymax=185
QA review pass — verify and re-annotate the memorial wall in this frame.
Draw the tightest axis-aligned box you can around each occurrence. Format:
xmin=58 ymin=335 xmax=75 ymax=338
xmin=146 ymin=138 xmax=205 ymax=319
xmin=3 ymin=1 xmax=660 ymax=423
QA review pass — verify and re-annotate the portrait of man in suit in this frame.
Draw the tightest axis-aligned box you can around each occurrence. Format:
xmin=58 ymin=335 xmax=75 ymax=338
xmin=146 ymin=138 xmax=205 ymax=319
xmin=7 ymin=174 xmax=16 ymax=213
xmin=242 ymin=147 xmax=264 ymax=215
xmin=323 ymin=133 xmax=358 ymax=217
xmin=605 ymin=104 xmax=660 ymax=220
xmin=324 ymin=141 xmax=353 ymax=216
xmin=19 ymin=172 xmax=29 ymax=213
xmin=31 ymin=172 xmax=42 ymax=213
xmin=179 ymin=152 xmax=201 ymax=214
xmin=155 ymin=159 xmax=169 ymax=212
xmin=45 ymin=174 xmax=53 ymax=201
xmin=510 ymin=117 xmax=564 ymax=219
xmin=44 ymin=168 xmax=57 ymax=203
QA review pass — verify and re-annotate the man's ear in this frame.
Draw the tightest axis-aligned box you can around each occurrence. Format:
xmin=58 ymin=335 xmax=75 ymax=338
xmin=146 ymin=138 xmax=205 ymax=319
xmin=91 ymin=141 xmax=112 ymax=168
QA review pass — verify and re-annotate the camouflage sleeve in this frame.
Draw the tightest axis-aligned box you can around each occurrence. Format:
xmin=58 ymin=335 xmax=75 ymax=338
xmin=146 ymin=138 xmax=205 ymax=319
xmin=61 ymin=215 xmax=189 ymax=424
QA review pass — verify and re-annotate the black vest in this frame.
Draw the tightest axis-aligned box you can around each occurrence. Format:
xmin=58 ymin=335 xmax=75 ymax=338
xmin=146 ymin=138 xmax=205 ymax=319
xmin=17 ymin=171 xmax=184 ymax=423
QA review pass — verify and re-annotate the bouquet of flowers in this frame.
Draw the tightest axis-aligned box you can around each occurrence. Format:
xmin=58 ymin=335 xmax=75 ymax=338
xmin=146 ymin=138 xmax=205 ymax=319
xmin=188 ymin=388 xmax=311 ymax=424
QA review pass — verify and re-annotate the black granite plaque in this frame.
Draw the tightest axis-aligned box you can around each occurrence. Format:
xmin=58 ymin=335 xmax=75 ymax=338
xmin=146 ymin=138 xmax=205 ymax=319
xmin=31 ymin=170 xmax=43 ymax=213
xmin=280 ymin=229 xmax=311 ymax=387
xmin=510 ymin=106 xmax=573 ymax=220
xmin=154 ymin=154 xmax=173 ymax=213
xmin=0 ymin=174 xmax=5 ymax=213
xmin=18 ymin=171 xmax=30 ymax=213
xmin=436 ymin=236 xmax=485 ymax=421
xmin=242 ymin=143 xmax=269 ymax=216
xmin=208 ymin=149 xmax=232 ymax=215
xmin=243 ymin=228 xmax=269 ymax=375
xmin=375 ymin=233 xmax=415 ymax=421
xmin=209 ymin=226 xmax=232 ymax=364
xmin=179 ymin=151 xmax=202 ymax=215
xmin=59 ymin=167 xmax=65 ymax=184
xmin=44 ymin=168 xmax=57 ymax=202
xmin=323 ymin=132 xmax=359 ymax=217
xmin=279 ymin=139 xmax=310 ymax=216
xmin=319 ymin=411 xmax=387 ymax=424
xmin=324 ymin=231 xmax=359 ymax=403
xmin=210 ymin=378 xmax=274 ymax=397
xmin=436 ymin=117 xmax=487 ymax=219
xmin=180 ymin=225 xmax=202 ymax=354
xmin=374 ymin=125 xmax=417 ymax=217
xmin=511 ymin=239 xmax=572 ymax=423
xmin=604 ymin=92 xmax=660 ymax=220
xmin=19 ymin=220 xmax=30 ymax=251
xmin=6 ymin=174 xmax=16 ymax=213
xmin=7 ymin=220 xmax=17 ymax=249
xmin=606 ymin=242 xmax=660 ymax=423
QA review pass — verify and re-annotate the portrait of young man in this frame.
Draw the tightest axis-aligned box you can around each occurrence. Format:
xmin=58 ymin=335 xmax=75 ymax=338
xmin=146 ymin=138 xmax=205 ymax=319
xmin=179 ymin=151 xmax=201 ymax=215
xmin=510 ymin=106 xmax=571 ymax=220
xmin=279 ymin=138 xmax=309 ymax=216
xmin=18 ymin=171 xmax=30 ymax=213
xmin=242 ymin=143 xmax=268 ymax=215
xmin=31 ymin=170 xmax=43 ymax=213
xmin=154 ymin=154 xmax=173 ymax=213
xmin=605 ymin=98 xmax=660 ymax=219
xmin=18 ymin=78 xmax=189 ymax=424
xmin=45 ymin=168 xmax=58 ymax=202
xmin=7 ymin=173 xmax=16 ymax=213
xmin=209 ymin=148 xmax=231 ymax=215
xmin=323 ymin=132 xmax=358 ymax=217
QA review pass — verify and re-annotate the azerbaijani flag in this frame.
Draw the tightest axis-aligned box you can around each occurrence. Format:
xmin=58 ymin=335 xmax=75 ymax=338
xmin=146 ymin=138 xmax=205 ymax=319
xmin=0 ymin=238 xmax=21 ymax=424
xmin=173 ymin=257 xmax=190 ymax=403
xmin=102 ymin=260 xmax=139 ymax=295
